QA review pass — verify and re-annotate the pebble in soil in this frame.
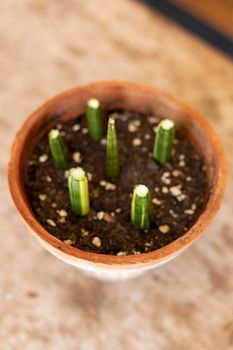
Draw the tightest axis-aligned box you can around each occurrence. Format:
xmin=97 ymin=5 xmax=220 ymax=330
xmin=26 ymin=110 xmax=208 ymax=255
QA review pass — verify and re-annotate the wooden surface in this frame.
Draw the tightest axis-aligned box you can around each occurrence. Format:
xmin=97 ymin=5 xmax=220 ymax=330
xmin=0 ymin=1 xmax=233 ymax=349
xmin=171 ymin=0 xmax=233 ymax=38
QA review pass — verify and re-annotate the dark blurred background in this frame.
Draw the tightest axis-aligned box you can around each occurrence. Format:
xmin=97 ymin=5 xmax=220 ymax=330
xmin=144 ymin=0 xmax=233 ymax=56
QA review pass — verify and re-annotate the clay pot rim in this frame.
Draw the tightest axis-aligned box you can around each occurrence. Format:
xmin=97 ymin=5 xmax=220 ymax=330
xmin=8 ymin=81 xmax=227 ymax=266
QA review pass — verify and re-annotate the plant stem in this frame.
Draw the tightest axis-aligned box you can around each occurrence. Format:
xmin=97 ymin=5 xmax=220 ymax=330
xmin=131 ymin=185 xmax=150 ymax=229
xmin=68 ymin=167 xmax=90 ymax=216
xmin=48 ymin=129 xmax=68 ymax=169
xmin=106 ymin=116 xmax=120 ymax=179
xmin=86 ymin=98 xmax=104 ymax=140
xmin=153 ymin=119 xmax=175 ymax=165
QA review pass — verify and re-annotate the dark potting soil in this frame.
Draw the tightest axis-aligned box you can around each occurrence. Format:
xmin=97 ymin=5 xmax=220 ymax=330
xmin=26 ymin=110 xmax=208 ymax=256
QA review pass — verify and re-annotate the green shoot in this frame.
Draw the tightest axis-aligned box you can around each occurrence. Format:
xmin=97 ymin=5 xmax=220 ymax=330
xmin=131 ymin=185 xmax=150 ymax=229
xmin=153 ymin=119 xmax=175 ymax=165
xmin=48 ymin=129 xmax=68 ymax=169
xmin=68 ymin=167 xmax=90 ymax=216
xmin=86 ymin=98 xmax=104 ymax=140
xmin=106 ymin=116 xmax=119 ymax=179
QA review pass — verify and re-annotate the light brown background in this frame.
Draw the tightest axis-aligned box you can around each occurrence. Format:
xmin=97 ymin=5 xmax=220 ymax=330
xmin=0 ymin=1 xmax=233 ymax=349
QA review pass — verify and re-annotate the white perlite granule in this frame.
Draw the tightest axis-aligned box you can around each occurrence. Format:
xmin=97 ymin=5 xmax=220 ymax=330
xmin=162 ymin=186 xmax=169 ymax=194
xmin=133 ymin=250 xmax=141 ymax=255
xmin=179 ymin=160 xmax=186 ymax=167
xmin=163 ymin=171 xmax=170 ymax=177
xmin=169 ymin=209 xmax=177 ymax=218
xmin=39 ymin=194 xmax=47 ymax=201
xmin=81 ymin=228 xmax=89 ymax=237
xmin=134 ymin=120 xmax=141 ymax=127
xmin=192 ymin=203 xmax=197 ymax=211
xmin=59 ymin=217 xmax=66 ymax=224
xmin=46 ymin=175 xmax=52 ymax=182
xmin=128 ymin=122 xmax=138 ymax=133
xmin=57 ymin=209 xmax=68 ymax=217
xmin=82 ymin=128 xmax=88 ymax=134
xmin=96 ymin=211 xmax=104 ymax=220
xmin=170 ymin=186 xmax=182 ymax=196
xmin=87 ymin=172 xmax=93 ymax=181
xmin=161 ymin=178 xmax=170 ymax=185
xmin=184 ymin=209 xmax=194 ymax=215
xmin=100 ymin=180 xmax=116 ymax=190
xmin=152 ymin=198 xmax=161 ymax=205
xmin=148 ymin=116 xmax=159 ymax=124
xmin=159 ymin=225 xmax=170 ymax=234
xmin=100 ymin=138 xmax=107 ymax=145
xmin=63 ymin=239 xmax=73 ymax=245
xmin=72 ymin=152 xmax=82 ymax=163
xmin=172 ymin=170 xmax=180 ymax=177
xmin=46 ymin=219 xmax=56 ymax=227
xmin=132 ymin=138 xmax=142 ymax=146
xmin=144 ymin=133 xmax=151 ymax=140
xmin=161 ymin=172 xmax=171 ymax=185
xmin=177 ymin=194 xmax=186 ymax=202
xmin=92 ymin=236 xmax=101 ymax=247
xmin=117 ymin=251 xmax=126 ymax=256
xmin=72 ymin=124 xmax=80 ymax=131
xmin=105 ymin=182 xmax=116 ymax=191
xmin=39 ymin=154 xmax=48 ymax=163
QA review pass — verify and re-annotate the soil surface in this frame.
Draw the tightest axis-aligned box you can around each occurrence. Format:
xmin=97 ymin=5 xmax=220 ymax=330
xmin=26 ymin=110 xmax=208 ymax=255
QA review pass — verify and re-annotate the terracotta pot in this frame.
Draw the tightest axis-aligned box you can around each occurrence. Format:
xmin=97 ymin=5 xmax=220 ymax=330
xmin=8 ymin=81 xmax=227 ymax=280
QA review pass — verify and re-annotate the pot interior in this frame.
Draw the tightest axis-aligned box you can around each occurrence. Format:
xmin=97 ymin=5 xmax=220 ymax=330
xmin=20 ymin=84 xmax=216 ymax=207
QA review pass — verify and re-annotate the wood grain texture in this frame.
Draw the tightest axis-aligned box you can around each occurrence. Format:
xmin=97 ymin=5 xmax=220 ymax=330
xmin=171 ymin=0 xmax=233 ymax=38
xmin=0 ymin=0 xmax=233 ymax=349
